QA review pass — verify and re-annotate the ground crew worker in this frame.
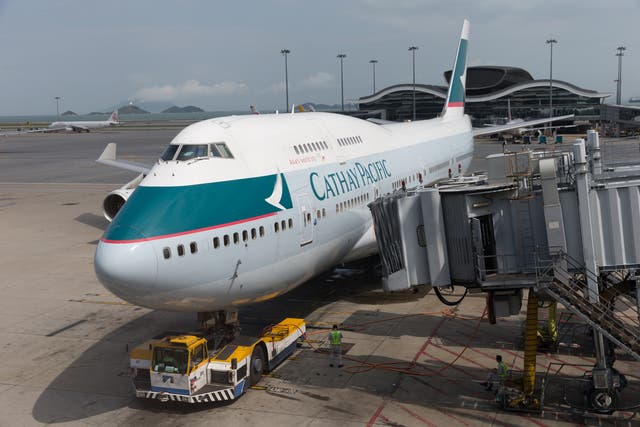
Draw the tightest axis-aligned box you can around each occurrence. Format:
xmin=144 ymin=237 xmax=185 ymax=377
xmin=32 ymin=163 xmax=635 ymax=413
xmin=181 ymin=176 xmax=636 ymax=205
xmin=480 ymin=354 xmax=508 ymax=391
xmin=328 ymin=324 xmax=343 ymax=367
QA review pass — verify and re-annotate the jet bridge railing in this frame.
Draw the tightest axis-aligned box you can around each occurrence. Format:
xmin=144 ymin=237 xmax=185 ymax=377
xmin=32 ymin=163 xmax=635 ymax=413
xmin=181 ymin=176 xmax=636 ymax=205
xmin=535 ymin=250 xmax=640 ymax=361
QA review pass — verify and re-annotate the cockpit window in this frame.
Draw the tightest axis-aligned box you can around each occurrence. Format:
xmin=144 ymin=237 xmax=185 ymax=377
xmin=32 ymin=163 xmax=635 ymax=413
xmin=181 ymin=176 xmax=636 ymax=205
xmin=161 ymin=144 xmax=179 ymax=161
xmin=177 ymin=144 xmax=208 ymax=161
xmin=211 ymin=143 xmax=234 ymax=159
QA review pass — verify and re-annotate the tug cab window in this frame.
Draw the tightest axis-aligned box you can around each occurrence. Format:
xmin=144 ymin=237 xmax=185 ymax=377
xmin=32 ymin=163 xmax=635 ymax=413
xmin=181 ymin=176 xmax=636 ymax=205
xmin=152 ymin=347 xmax=188 ymax=374
xmin=161 ymin=144 xmax=179 ymax=161
xmin=177 ymin=144 xmax=208 ymax=161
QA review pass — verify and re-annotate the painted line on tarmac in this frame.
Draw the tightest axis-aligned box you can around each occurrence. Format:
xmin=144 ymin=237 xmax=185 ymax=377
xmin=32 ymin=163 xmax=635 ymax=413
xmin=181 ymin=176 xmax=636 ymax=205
xmin=367 ymin=314 xmax=451 ymax=427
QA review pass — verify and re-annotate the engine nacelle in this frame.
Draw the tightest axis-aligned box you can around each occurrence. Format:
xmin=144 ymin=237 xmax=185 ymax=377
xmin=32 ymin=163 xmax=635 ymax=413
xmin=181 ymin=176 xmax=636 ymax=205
xmin=102 ymin=174 xmax=144 ymax=222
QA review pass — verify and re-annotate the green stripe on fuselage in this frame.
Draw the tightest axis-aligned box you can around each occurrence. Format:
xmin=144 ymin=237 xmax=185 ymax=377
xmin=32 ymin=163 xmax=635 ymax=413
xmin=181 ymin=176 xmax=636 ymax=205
xmin=103 ymin=173 xmax=292 ymax=241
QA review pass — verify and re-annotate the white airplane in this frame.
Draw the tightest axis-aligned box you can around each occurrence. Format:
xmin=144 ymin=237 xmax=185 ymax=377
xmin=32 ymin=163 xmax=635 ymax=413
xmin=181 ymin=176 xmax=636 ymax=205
xmin=93 ymin=20 xmax=569 ymax=331
xmin=47 ymin=110 xmax=120 ymax=132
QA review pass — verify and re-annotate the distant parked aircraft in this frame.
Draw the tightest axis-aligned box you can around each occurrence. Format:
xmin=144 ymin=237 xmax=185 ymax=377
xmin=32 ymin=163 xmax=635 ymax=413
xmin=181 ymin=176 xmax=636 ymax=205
xmin=47 ymin=110 xmax=120 ymax=132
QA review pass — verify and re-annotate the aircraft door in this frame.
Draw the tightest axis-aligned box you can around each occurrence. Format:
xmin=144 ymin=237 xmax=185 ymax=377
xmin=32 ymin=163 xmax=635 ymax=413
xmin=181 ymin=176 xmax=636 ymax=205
xmin=297 ymin=194 xmax=315 ymax=246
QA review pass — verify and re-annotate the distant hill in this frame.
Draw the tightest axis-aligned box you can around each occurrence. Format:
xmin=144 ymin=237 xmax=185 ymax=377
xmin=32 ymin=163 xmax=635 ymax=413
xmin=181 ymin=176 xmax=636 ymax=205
xmin=61 ymin=110 xmax=77 ymax=116
xmin=162 ymin=105 xmax=205 ymax=113
xmin=118 ymin=105 xmax=150 ymax=114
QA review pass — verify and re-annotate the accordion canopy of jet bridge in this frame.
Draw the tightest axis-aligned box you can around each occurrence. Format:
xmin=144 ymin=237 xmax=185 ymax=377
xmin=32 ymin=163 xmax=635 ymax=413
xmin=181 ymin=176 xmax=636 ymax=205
xmin=369 ymin=130 xmax=640 ymax=293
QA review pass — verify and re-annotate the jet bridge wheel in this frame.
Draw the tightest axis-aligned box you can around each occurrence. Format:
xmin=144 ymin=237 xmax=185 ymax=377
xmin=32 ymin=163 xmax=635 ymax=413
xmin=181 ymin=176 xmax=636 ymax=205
xmin=249 ymin=345 xmax=266 ymax=386
xmin=588 ymin=388 xmax=618 ymax=414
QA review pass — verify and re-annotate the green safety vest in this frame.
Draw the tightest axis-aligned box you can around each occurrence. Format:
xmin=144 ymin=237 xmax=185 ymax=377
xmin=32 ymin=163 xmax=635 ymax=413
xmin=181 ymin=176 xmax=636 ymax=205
xmin=330 ymin=330 xmax=342 ymax=345
xmin=497 ymin=361 xmax=508 ymax=378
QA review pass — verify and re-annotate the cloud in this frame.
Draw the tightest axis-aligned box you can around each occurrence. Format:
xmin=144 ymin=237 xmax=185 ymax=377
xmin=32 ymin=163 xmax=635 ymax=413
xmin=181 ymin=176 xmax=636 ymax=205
xmin=298 ymin=72 xmax=334 ymax=88
xmin=133 ymin=80 xmax=248 ymax=101
xmin=263 ymin=81 xmax=286 ymax=94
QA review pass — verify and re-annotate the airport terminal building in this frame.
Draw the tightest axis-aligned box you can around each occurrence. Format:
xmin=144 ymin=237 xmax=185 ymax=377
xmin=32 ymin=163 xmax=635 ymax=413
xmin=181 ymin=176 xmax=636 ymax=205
xmin=358 ymin=66 xmax=610 ymax=126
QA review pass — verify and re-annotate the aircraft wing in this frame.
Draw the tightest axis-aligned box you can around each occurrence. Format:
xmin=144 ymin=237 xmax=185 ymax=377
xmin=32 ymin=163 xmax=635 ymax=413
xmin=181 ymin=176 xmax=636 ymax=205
xmin=96 ymin=143 xmax=151 ymax=174
xmin=473 ymin=114 xmax=574 ymax=137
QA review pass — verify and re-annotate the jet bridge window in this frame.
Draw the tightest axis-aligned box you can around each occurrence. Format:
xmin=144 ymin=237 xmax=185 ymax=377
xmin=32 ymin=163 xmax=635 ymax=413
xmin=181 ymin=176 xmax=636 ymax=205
xmin=177 ymin=144 xmax=208 ymax=161
xmin=161 ymin=144 xmax=179 ymax=161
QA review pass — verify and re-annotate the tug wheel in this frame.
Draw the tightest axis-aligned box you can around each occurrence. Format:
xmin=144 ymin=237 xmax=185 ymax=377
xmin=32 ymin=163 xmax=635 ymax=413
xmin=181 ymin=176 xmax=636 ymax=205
xmin=588 ymin=388 xmax=618 ymax=414
xmin=249 ymin=345 xmax=265 ymax=386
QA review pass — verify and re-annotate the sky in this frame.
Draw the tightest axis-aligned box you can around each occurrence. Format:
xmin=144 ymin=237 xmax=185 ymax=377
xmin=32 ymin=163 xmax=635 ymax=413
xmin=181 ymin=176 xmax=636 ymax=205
xmin=0 ymin=0 xmax=638 ymax=115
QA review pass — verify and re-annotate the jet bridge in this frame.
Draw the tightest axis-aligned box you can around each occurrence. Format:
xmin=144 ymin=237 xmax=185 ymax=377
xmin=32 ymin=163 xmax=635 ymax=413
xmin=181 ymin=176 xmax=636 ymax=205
xmin=369 ymin=131 xmax=640 ymax=413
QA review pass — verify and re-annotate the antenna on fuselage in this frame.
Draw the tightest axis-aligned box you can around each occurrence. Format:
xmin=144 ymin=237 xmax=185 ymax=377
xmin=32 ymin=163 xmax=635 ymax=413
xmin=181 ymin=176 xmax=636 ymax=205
xmin=290 ymin=104 xmax=295 ymax=114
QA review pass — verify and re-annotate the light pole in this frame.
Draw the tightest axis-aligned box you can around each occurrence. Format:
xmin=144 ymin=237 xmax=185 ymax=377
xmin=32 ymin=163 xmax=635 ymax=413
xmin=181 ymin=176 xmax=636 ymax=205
xmin=337 ymin=54 xmax=346 ymax=111
xmin=616 ymin=46 xmax=626 ymax=105
xmin=546 ymin=39 xmax=557 ymax=134
xmin=280 ymin=49 xmax=290 ymax=113
xmin=369 ymin=59 xmax=378 ymax=94
xmin=54 ymin=96 xmax=61 ymax=119
xmin=408 ymin=46 xmax=418 ymax=121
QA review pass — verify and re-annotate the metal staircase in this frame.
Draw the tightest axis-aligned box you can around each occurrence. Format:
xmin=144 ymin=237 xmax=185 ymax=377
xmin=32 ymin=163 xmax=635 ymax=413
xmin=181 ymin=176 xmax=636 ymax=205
xmin=535 ymin=251 xmax=640 ymax=362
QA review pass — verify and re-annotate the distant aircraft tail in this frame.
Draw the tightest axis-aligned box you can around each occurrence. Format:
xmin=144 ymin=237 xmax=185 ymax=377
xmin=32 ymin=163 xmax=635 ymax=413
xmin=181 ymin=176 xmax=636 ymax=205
xmin=441 ymin=19 xmax=469 ymax=120
xmin=110 ymin=110 xmax=119 ymax=123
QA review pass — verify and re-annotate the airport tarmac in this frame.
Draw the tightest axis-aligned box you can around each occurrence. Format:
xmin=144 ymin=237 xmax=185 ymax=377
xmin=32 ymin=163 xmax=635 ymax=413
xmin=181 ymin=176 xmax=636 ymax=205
xmin=1 ymin=128 xmax=639 ymax=426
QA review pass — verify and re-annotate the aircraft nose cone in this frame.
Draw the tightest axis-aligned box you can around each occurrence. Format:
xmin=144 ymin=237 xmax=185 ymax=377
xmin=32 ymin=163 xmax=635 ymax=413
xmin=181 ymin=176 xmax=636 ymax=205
xmin=94 ymin=228 xmax=158 ymax=305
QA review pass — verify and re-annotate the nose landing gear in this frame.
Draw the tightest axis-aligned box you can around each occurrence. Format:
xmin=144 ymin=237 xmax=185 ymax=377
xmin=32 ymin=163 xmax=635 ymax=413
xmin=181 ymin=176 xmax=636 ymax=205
xmin=198 ymin=309 xmax=240 ymax=350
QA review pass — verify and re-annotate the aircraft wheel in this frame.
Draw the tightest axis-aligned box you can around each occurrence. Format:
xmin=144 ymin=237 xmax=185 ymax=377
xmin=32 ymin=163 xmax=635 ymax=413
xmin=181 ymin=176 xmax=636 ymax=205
xmin=588 ymin=388 xmax=618 ymax=414
xmin=249 ymin=345 xmax=265 ymax=386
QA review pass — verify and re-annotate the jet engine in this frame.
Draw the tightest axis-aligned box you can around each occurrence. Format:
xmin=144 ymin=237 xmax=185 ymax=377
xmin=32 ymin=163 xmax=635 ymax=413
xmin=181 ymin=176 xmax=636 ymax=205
xmin=103 ymin=174 xmax=144 ymax=222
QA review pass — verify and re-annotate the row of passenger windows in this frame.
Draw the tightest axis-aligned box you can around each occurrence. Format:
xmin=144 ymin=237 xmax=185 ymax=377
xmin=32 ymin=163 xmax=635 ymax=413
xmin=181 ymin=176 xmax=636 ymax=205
xmin=293 ymin=140 xmax=328 ymax=155
xmin=335 ymin=193 xmax=370 ymax=213
xmin=337 ymin=135 xmax=363 ymax=146
xmin=161 ymin=218 xmax=296 ymax=260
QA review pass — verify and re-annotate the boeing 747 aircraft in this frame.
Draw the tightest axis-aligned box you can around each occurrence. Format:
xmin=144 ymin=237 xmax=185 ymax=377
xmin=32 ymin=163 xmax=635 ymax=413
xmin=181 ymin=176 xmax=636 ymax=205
xmin=94 ymin=21 xmax=569 ymax=332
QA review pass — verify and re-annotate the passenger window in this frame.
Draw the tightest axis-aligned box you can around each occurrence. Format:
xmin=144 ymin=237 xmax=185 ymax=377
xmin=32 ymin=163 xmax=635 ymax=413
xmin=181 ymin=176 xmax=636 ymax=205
xmin=317 ymin=210 xmax=321 ymax=219
xmin=163 ymin=247 xmax=171 ymax=259
xmin=294 ymin=146 xmax=299 ymax=154
xmin=224 ymin=235 xmax=230 ymax=246
xmin=306 ymin=213 xmax=311 ymax=223
xmin=259 ymin=226 xmax=265 ymax=237
xmin=322 ymin=208 xmax=326 ymax=218
xmin=177 ymin=244 xmax=185 ymax=256
xmin=274 ymin=222 xmax=279 ymax=233
xmin=233 ymin=232 xmax=239 ymax=244
xmin=251 ymin=228 xmax=257 ymax=239
xmin=281 ymin=220 xmax=286 ymax=230
xmin=242 ymin=230 xmax=248 ymax=242
xmin=190 ymin=242 xmax=197 ymax=254
xmin=288 ymin=218 xmax=293 ymax=228
xmin=213 ymin=237 xmax=220 ymax=249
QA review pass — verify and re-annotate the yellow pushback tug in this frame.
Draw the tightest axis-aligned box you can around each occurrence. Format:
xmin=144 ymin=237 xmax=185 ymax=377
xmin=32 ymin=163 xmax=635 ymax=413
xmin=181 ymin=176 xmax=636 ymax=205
xmin=129 ymin=318 xmax=305 ymax=403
